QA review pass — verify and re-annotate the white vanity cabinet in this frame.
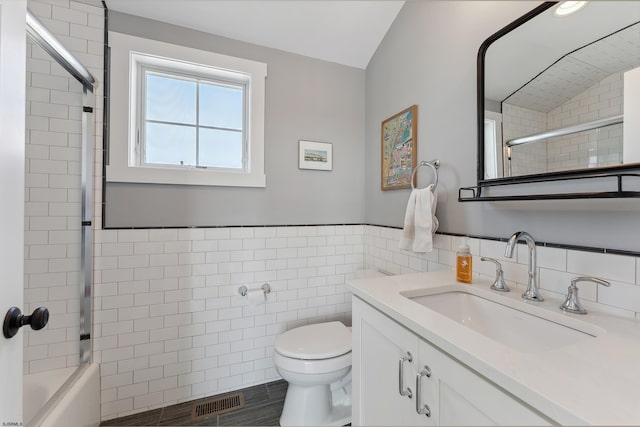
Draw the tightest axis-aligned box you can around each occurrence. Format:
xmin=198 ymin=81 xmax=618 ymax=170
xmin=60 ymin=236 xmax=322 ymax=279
xmin=352 ymin=295 xmax=430 ymax=426
xmin=352 ymin=296 xmax=552 ymax=426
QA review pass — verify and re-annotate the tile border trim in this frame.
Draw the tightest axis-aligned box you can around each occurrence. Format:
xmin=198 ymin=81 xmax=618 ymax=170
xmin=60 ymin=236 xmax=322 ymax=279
xmin=100 ymin=223 xmax=640 ymax=258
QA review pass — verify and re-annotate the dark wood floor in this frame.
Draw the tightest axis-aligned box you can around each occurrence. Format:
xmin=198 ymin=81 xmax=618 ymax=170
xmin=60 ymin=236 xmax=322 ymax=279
xmin=100 ymin=380 xmax=287 ymax=426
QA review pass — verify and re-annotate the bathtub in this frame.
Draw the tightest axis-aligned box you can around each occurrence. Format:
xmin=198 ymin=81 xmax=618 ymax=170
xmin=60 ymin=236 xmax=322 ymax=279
xmin=24 ymin=363 xmax=100 ymax=427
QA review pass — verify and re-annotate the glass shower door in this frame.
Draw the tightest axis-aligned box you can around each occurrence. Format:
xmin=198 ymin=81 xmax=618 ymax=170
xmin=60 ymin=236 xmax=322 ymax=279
xmin=23 ymin=39 xmax=85 ymax=376
xmin=21 ymin=9 xmax=96 ymax=425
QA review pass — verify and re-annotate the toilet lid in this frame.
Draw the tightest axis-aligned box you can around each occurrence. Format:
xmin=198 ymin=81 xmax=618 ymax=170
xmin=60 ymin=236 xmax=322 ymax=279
xmin=275 ymin=321 xmax=351 ymax=360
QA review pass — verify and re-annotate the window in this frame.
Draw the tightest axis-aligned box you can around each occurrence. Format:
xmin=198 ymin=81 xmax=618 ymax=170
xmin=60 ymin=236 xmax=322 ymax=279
xmin=138 ymin=62 xmax=245 ymax=170
xmin=107 ymin=32 xmax=267 ymax=187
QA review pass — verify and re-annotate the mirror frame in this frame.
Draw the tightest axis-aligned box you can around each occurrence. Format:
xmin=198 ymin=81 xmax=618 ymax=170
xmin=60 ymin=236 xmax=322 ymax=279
xmin=474 ymin=1 xmax=640 ymax=199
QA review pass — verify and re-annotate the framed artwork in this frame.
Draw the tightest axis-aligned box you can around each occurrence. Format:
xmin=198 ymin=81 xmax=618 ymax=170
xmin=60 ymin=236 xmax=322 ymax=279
xmin=381 ymin=105 xmax=418 ymax=190
xmin=299 ymin=140 xmax=333 ymax=171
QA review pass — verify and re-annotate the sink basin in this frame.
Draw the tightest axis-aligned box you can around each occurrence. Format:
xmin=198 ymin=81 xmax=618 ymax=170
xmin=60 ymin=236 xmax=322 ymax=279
xmin=404 ymin=287 xmax=600 ymax=352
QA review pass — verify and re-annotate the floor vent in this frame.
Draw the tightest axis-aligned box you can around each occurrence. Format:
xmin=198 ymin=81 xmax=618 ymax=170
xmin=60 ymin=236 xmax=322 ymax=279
xmin=191 ymin=391 xmax=245 ymax=420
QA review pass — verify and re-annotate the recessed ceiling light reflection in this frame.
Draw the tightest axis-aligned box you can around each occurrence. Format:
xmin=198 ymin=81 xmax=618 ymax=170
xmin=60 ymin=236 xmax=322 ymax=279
xmin=555 ymin=1 xmax=588 ymax=16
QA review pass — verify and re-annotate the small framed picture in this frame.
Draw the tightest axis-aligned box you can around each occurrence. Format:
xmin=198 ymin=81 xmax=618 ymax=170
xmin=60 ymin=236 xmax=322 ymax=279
xmin=299 ymin=140 xmax=333 ymax=171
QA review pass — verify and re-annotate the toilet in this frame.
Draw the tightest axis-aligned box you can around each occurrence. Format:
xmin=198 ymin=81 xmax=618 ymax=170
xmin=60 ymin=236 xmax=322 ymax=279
xmin=273 ymin=321 xmax=352 ymax=426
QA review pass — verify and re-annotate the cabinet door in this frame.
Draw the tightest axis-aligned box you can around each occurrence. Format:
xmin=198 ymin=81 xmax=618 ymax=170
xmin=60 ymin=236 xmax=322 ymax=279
xmin=419 ymin=340 xmax=552 ymax=426
xmin=353 ymin=297 xmax=433 ymax=426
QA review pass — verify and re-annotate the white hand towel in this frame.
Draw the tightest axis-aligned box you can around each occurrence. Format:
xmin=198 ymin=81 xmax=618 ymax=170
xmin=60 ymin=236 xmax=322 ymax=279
xmin=400 ymin=185 xmax=438 ymax=253
xmin=399 ymin=189 xmax=418 ymax=250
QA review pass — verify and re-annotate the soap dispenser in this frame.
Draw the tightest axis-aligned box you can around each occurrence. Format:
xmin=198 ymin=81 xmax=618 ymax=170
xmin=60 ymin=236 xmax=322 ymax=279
xmin=456 ymin=239 xmax=472 ymax=284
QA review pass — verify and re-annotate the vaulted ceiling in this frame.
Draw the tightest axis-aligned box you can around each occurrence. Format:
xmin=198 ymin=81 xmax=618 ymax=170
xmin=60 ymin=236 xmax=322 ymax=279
xmin=105 ymin=0 xmax=405 ymax=69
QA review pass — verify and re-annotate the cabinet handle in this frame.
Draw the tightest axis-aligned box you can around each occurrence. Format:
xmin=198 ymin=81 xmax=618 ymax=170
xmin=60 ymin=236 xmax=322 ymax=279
xmin=398 ymin=351 xmax=413 ymax=398
xmin=416 ymin=366 xmax=432 ymax=417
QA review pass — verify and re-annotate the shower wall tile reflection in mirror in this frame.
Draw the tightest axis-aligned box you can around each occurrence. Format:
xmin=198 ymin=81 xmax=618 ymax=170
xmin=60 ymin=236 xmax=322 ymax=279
xmin=483 ymin=2 xmax=640 ymax=179
xmin=503 ymin=72 xmax=624 ymax=176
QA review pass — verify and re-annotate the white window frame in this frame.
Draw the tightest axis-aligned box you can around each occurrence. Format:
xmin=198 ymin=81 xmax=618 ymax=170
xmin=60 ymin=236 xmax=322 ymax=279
xmin=484 ymin=110 xmax=504 ymax=179
xmin=107 ymin=32 xmax=267 ymax=187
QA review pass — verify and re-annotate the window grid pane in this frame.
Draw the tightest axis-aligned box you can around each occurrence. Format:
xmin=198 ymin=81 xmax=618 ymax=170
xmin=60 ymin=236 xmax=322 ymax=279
xmin=199 ymin=82 xmax=244 ymax=130
xmin=145 ymin=72 xmax=197 ymax=125
xmin=143 ymin=69 xmax=245 ymax=170
xmin=199 ymin=128 xmax=243 ymax=169
xmin=145 ymin=122 xmax=197 ymax=166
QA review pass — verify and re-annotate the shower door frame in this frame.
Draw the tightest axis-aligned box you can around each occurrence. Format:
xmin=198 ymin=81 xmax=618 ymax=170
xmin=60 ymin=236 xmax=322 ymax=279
xmin=80 ymin=87 xmax=95 ymax=364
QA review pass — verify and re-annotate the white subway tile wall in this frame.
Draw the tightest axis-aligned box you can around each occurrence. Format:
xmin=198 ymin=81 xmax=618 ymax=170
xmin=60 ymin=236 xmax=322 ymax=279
xmin=502 ymin=103 xmax=548 ymax=176
xmin=94 ymin=225 xmax=361 ymax=419
xmin=546 ymin=72 xmax=624 ymax=171
xmin=24 ymin=0 xmax=104 ymax=375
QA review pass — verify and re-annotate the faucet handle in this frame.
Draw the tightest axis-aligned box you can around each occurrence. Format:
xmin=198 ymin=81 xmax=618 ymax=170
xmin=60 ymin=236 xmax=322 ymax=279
xmin=560 ymin=276 xmax=610 ymax=315
xmin=481 ymin=257 xmax=510 ymax=292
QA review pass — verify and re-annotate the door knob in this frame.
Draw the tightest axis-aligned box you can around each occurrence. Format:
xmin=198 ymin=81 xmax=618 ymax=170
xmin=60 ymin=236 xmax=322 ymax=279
xmin=3 ymin=307 xmax=49 ymax=338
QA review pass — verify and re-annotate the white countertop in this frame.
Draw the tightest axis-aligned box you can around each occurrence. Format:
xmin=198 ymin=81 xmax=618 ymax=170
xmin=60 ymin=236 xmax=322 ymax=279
xmin=347 ymin=270 xmax=640 ymax=426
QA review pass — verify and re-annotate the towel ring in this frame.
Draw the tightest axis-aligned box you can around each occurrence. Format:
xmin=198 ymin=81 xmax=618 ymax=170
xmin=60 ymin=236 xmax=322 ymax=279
xmin=411 ymin=159 xmax=440 ymax=190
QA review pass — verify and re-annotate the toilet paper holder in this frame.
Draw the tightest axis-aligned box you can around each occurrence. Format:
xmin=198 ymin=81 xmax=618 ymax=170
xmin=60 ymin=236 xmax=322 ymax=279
xmin=238 ymin=283 xmax=271 ymax=297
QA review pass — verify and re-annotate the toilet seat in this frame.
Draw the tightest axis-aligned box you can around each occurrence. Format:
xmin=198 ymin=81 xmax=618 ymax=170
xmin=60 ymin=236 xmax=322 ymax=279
xmin=275 ymin=321 xmax=351 ymax=359
xmin=273 ymin=349 xmax=351 ymax=375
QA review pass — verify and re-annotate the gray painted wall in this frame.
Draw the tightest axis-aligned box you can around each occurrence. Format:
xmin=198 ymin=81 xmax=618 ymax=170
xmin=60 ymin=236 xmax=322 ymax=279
xmin=365 ymin=1 xmax=640 ymax=252
xmin=485 ymin=98 xmax=501 ymax=113
xmin=106 ymin=12 xmax=365 ymax=228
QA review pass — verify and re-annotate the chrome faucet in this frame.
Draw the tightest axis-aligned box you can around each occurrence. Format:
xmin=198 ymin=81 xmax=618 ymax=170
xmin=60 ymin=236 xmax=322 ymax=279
xmin=504 ymin=231 xmax=543 ymax=302
xmin=560 ymin=276 xmax=610 ymax=314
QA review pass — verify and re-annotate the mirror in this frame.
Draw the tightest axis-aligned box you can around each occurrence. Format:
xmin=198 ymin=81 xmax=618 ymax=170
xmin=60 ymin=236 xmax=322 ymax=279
xmin=481 ymin=1 xmax=640 ymax=182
